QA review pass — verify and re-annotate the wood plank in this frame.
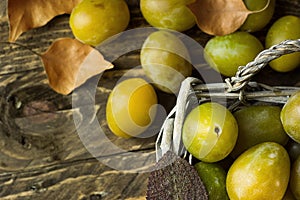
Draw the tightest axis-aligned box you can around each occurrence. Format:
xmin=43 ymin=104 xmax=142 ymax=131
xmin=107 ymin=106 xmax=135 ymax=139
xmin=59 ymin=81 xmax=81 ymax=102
xmin=0 ymin=0 xmax=299 ymax=199
xmin=0 ymin=157 xmax=151 ymax=200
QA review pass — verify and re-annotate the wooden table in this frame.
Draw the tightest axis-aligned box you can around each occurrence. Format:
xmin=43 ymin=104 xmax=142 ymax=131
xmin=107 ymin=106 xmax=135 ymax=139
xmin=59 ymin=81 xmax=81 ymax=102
xmin=0 ymin=0 xmax=299 ymax=199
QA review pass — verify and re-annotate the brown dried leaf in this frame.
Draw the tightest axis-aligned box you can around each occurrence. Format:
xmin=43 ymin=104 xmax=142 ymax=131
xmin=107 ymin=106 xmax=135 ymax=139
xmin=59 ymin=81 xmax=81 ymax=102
xmin=8 ymin=0 xmax=82 ymax=42
xmin=41 ymin=38 xmax=113 ymax=95
xmin=187 ymin=0 xmax=257 ymax=36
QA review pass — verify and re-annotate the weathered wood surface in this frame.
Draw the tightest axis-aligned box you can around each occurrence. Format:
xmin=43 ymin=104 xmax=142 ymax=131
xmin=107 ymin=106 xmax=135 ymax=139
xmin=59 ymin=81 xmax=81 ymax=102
xmin=0 ymin=0 xmax=300 ymax=199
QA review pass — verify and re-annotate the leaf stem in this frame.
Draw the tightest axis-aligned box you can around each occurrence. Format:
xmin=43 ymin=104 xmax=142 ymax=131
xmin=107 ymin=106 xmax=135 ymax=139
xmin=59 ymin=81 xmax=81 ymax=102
xmin=0 ymin=41 xmax=42 ymax=57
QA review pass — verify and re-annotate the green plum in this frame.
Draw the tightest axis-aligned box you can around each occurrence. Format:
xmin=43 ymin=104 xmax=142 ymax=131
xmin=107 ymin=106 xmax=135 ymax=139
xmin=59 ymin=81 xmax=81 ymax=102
xmin=140 ymin=30 xmax=192 ymax=93
xmin=290 ymin=156 xmax=300 ymax=200
xmin=240 ymin=0 xmax=276 ymax=32
xmin=226 ymin=142 xmax=290 ymax=200
xmin=182 ymin=102 xmax=238 ymax=162
xmin=287 ymin=140 xmax=300 ymax=162
xmin=231 ymin=105 xmax=289 ymax=158
xmin=281 ymin=91 xmax=300 ymax=143
xmin=265 ymin=15 xmax=300 ymax=72
xmin=140 ymin=0 xmax=196 ymax=32
xmin=194 ymin=162 xmax=229 ymax=200
xmin=204 ymin=31 xmax=264 ymax=77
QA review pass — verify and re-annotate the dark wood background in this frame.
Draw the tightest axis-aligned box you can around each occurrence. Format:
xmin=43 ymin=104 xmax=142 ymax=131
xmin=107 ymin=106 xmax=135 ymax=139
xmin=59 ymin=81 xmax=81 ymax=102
xmin=0 ymin=0 xmax=299 ymax=199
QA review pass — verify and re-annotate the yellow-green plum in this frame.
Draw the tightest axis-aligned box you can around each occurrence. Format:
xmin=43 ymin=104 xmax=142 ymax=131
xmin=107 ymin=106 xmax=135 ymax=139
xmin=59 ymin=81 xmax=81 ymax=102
xmin=70 ymin=0 xmax=130 ymax=46
xmin=240 ymin=0 xmax=276 ymax=32
xmin=140 ymin=30 xmax=192 ymax=93
xmin=226 ymin=142 xmax=290 ymax=200
xmin=265 ymin=15 xmax=300 ymax=72
xmin=231 ymin=105 xmax=289 ymax=158
xmin=204 ymin=32 xmax=264 ymax=77
xmin=281 ymin=91 xmax=300 ymax=143
xmin=182 ymin=102 xmax=238 ymax=162
xmin=140 ymin=0 xmax=195 ymax=32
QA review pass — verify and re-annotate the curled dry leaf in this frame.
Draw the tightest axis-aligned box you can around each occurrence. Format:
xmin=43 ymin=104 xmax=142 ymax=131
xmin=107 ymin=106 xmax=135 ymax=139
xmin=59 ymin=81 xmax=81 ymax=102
xmin=41 ymin=38 xmax=113 ymax=95
xmin=187 ymin=0 xmax=269 ymax=36
xmin=8 ymin=0 xmax=82 ymax=42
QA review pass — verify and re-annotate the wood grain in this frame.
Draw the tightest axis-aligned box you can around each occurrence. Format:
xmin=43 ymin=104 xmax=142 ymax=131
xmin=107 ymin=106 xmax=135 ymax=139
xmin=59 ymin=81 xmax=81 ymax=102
xmin=0 ymin=0 xmax=299 ymax=199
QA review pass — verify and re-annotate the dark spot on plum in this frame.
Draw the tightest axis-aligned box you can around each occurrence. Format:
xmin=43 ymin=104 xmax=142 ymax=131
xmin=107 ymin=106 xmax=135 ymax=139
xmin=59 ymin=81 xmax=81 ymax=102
xmin=214 ymin=126 xmax=221 ymax=136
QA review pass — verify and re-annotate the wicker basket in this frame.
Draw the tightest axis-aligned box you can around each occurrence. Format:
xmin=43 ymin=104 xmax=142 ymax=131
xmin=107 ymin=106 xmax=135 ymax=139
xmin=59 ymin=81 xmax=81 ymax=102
xmin=156 ymin=39 xmax=300 ymax=162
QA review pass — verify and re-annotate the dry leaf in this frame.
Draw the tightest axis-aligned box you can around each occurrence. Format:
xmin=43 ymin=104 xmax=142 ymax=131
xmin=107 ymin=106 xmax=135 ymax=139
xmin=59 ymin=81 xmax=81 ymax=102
xmin=41 ymin=38 xmax=113 ymax=95
xmin=147 ymin=151 xmax=208 ymax=200
xmin=187 ymin=0 xmax=269 ymax=36
xmin=8 ymin=0 xmax=82 ymax=42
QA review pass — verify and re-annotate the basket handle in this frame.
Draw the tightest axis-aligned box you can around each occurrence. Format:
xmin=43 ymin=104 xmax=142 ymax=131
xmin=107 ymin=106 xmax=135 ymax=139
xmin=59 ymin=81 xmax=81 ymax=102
xmin=225 ymin=39 xmax=300 ymax=92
